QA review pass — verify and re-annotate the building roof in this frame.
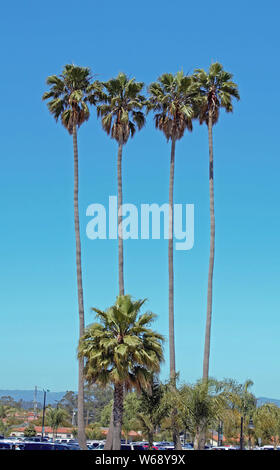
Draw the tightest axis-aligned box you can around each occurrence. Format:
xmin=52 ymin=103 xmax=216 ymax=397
xmin=13 ymin=426 xmax=73 ymax=434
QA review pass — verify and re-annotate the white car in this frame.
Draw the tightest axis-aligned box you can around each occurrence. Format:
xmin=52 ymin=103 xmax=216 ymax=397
xmin=211 ymin=446 xmax=239 ymax=450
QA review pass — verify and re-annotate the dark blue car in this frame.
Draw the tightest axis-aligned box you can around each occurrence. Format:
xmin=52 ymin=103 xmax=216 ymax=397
xmin=19 ymin=442 xmax=70 ymax=450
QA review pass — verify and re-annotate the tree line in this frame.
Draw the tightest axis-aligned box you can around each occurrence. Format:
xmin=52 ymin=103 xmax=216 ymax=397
xmin=43 ymin=62 xmax=240 ymax=449
xmin=3 ymin=381 xmax=280 ymax=449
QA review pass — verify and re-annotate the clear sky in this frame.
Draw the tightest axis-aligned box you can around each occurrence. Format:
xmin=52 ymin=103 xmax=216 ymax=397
xmin=0 ymin=0 xmax=279 ymax=399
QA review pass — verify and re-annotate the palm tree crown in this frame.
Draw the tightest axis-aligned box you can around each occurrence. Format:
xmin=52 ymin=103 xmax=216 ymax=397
xmin=148 ymin=71 xmax=197 ymax=141
xmin=96 ymin=72 xmax=146 ymax=144
xmin=42 ymin=64 xmax=94 ymax=134
xmin=78 ymin=295 xmax=164 ymax=391
xmin=193 ymin=62 xmax=240 ymax=125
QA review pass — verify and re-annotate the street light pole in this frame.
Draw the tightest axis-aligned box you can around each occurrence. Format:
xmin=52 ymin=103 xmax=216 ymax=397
xmin=72 ymin=409 xmax=77 ymax=426
xmin=248 ymin=418 xmax=254 ymax=450
xmin=240 ymin=416 xmax=244 ymax=450
xmin=218 ymin=421 xmax=223 ymax=446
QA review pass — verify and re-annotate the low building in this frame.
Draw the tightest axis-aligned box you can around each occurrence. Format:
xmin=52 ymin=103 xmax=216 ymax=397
xmin=11 ymin=426 xmax=74 ymax=440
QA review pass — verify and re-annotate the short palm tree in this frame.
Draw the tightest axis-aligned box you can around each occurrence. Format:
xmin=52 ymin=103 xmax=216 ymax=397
xmin=136 ymin=376 xmax=165 ymax=449
xmin=193 ymin=63 xmax=240 ymax=381
xmin=254 ymin=403 xmax=280 ymax=449
xmin=226 ymin=379 xmax=256 ymax=449
xmin=95 ymin=73 xmax=146 ymax=295
xmin=78 ymin=295 xmax=164 ymax=450
xmin=180 ymin=379 xmax=226 ymax=450
xmin=148 ymin=71 xmax=196 ymax=380
xmin=42 ymin=64 xmax=99 ymax=450
xmin=46 ymin=407 xmax=68 ymax=441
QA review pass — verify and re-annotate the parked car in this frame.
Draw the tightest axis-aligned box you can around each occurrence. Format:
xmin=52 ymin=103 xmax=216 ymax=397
xmin=92 ymin=443 xmax=146 ymax=450
xmin=55 ymin=438 xmax=78 ymax=445
xmin=158 ymin=441 xmax=174 ymax=449
xmin=17 ymin=441 xmax=70 ymax=450
xmin=66 ymin=443 xmax=81 ymax=450
xmin=130 ymin=444 xmax=146 ymax=450
xmin=1 ymin=437 xmax=23 ymax=444
xmin=142 ymin=444 xmax=161 ymax=450
xmin=0 ymin=441 xmax=17 ymax=450
xmin=87 ymin=443 xmax=100 ymax=449
xmin=182 ymin=444 xmax=194 ymax=450
xmin=120 ymin=444 xmax=132 ymax=450
xmin=87 ymin=440 xmax=101 ymax=449
xmin=210 ymin=446 xmax=239 ymax=451
xmin=22 ymin=436 xmax=49 ymax=442
xmin=116 ymin=444 xmax=145 ymax=450
xmin=93 ymin=443 xmax=105 ymax=450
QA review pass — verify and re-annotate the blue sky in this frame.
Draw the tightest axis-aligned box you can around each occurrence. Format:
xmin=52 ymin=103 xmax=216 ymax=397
xmin=0 ymin=0 xmax=279 ymax=399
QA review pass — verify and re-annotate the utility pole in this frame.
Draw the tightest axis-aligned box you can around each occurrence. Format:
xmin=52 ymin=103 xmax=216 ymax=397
xmin=41 ymin=389 xmax=49 ymax=440
xmin=34 ymin=386 xmax=38 ymax=419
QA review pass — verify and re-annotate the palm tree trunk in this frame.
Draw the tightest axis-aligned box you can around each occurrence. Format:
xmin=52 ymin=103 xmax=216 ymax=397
xmin=72 ymin=124 xmax=87 ymax=450
xmin=117 ymin=143 xmax=124 ymax=295
xmin=172 ymin=410 xmax=182 ymax=450
xmin=112 ymin=383 xmax=124 ymax=450
xmin=104 ymin=143 xmax=125 ymax=450
xmin=203 ymin=112 xmax=215 ymax=381
xmin=148 ymin=430 xmax=154 ymax=450
xmin=169 ymin=137 xmax=176 ymax=379
xmin=169 ymin=138 xmax=182 ymax=451
xmin=194 ymin=421 xmax=207 ymax=450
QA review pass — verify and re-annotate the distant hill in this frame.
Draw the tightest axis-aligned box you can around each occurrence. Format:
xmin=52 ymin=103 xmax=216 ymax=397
xmin=1 ymin=390 xmax=280 ymax=409
xmin=257 ymin=397 xmax=280 ymax=407
xmin=0 ymin=390 xmax=68 ymax=407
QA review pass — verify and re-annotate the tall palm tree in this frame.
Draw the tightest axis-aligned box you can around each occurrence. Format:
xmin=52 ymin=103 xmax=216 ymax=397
xmin=93 ymin=72 xmax=146 ymax=449
xmin=193 ymin=63 xmax=240 ymax=381
xmin=148 ymin=72 xmax=196 ymax=380
xmin=78 ymin=294 xmax=164 ymax=450
xmin=95 ymin=73 xmax=146 ymax=295
xmin=148 ymin=72 xmax=197 ymax=449
xmin=42 ymin=64 xmax=98 ymax=450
